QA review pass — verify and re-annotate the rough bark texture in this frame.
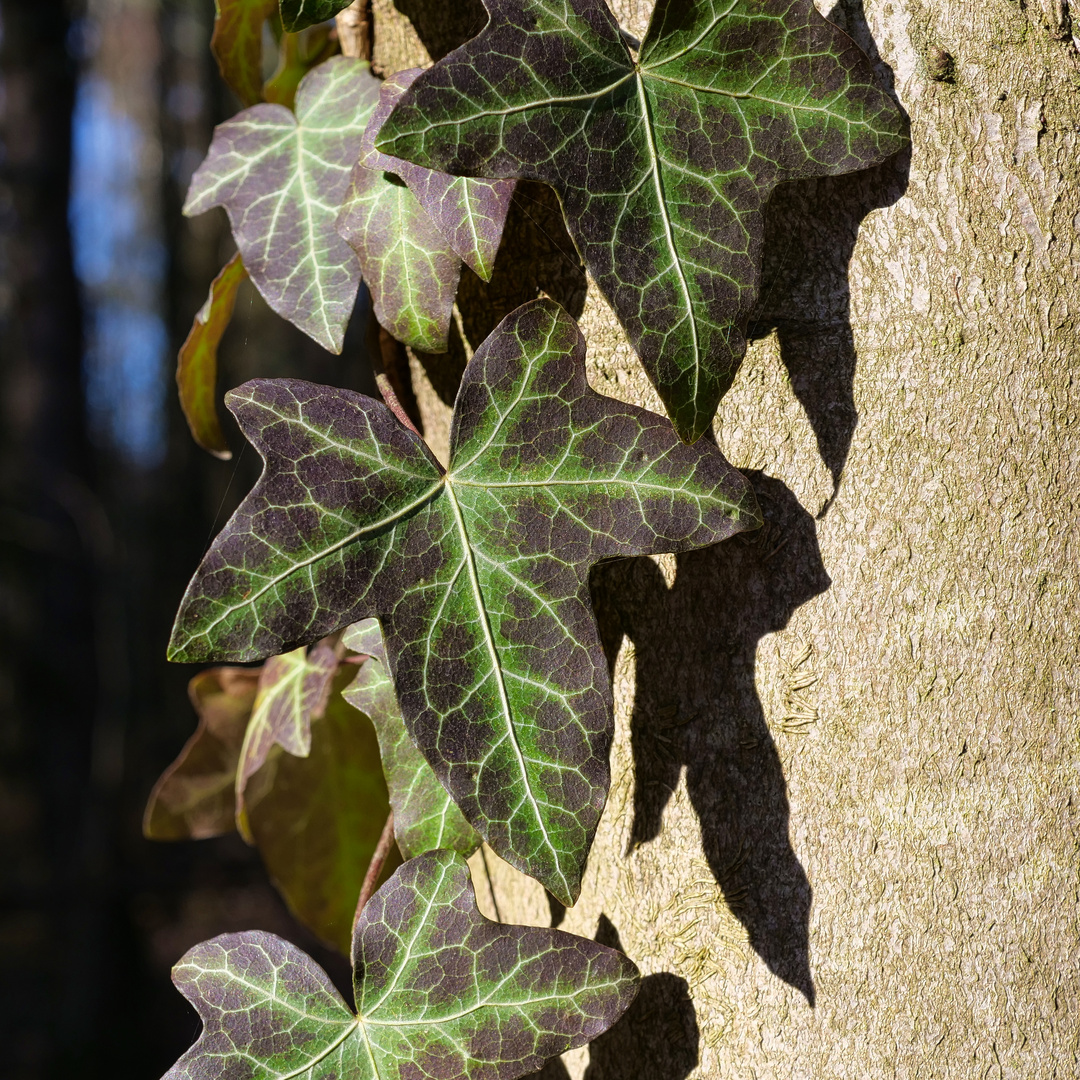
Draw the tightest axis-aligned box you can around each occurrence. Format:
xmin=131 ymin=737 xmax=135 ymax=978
xmin=374 ymin=1 xmax=1080 ymax=1076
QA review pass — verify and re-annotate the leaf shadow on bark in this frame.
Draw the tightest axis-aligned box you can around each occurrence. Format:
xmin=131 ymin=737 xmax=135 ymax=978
xmin=411 ymin=179 xmax=588 ymax=406
xmin=584 ymin=915 xmax=699 ymax=1080
xmin=383 ymin=0 xmax=489 ymax=63
xmin=522 ymin=914 xmax=699 ymax=1080
xmin=591 ymin=474 xmax=830 ymax=1004
xmin=748 ymin=0 xmax=910 ymax=516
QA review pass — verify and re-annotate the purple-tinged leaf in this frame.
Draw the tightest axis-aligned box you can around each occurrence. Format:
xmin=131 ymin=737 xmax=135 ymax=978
xmin=342 ymin=619 xmax=479 ymax=860
xmin=279 ymin=0 xmax=352 ymax=33
xmin=164 ymin=850 xmax=639 ymax=1080
xmin=168 ymin=298 xmax=760 ymax=902
xmin=143 ymin=667 xmax=260 ymax=841
xmin=210 ymin=0 xmax=278 ymax=107
xmin=235 ymin=641 xmax=337 ymax=840
xmin=245 ymin=673 xmax=395 ymax=954
xmin=337 ymin=157 xmax=463 ymax=353
xmin=362 ymin=69 xmax=516 ymax=282
xmin=376 ymin=0 xmax=908 ymax=440
xmin=184 ymin=56 xmax=379 ymax=352
xmin=176 ymin=252 xmax=247 ymax=460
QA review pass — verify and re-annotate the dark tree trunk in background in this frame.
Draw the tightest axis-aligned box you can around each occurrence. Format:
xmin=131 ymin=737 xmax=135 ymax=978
xmin=0 ymin=2 xmax=102 ymax=1071
xmin=1 ymin=3 xmax=361 ymax=1076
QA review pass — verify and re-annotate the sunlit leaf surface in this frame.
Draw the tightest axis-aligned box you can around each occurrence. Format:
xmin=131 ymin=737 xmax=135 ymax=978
xmin=342 ymin=619 xmax=479 ymax=860
xmin=169 ymin=298 xmax=759 ymax=900
xmin=164 ymin=850 xmax=639 ymax=1080
xmin=362 ymin=68 xmax=516 ymax=282
xmin=185 ymin=56 xmax=379 ymax=351
xmin=377 ymin=0 xmax=908 ymax=439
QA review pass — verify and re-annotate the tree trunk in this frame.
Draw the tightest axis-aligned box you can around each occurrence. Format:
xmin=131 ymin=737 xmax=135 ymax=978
xmin=372 ymin=1 xmax=1080 ymax=1075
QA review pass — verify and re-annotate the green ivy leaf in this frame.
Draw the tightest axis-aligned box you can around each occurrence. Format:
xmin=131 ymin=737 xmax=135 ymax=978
xmin=185 ymin=56 xmax=379 ymax=352
xmin=143 ymin=666 xmax=260 ymax=841
xmin=168 ymin=298 xmax=759 ymax=902
xmin=342 ymin=619 xmax=480 ymax=861
xmin=245 ymin=671 xmax=394 ymax=954
xmin=337 ymin=70 xmax=514 ymax=353
xmin=210 ymin=0 xmax=278 ymax=107
xmin=279 ymin=0 xmax=352 ymax=33
xmin=362 ymin=69 xmax=516 ymax=282
xmin=235 ymin=642 xmax=338 ymax=841
xmin=375 ymin=0 xmax=908 ymax=440
xmin=164 ymin=850 xmax=639 ymax=1080
xmin=177 ymin=252 xmax=247 ymax=460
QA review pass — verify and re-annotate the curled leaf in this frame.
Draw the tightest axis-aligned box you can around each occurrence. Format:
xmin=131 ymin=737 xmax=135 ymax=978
xmin=235 ymin=641 xmax=337 ymax=840
xmin=376 ymin=0 xmax=908 ymax=440
xmin=184 ymin=56 xmax=379 ymax=352
xmin=342 ymin=619 xmax=479 ymax=860
xmin=245 ymin=673 xmax=394 ymax=954
xmin=176 ymin=252 xmax=247 ymax=459
xmin=143 ymin=666 xmax=259 ymax=841
xmin=210 ymin=0 xmax=278 ymax=107
xmin=165 ymin=850 xmax=639 ymax=1080
xmin=168 ymin=298 xmax=760 ymax=902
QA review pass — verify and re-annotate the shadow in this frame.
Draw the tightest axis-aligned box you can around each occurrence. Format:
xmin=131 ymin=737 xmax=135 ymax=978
xmin=584 ymin=915 xmax=699 ymax=1080
xmin=412 ymin=181 xmax=587 ymax=406
xmin=591 ymin=475 xmax=830 ymax=1003
xmin=748 ymin=0 xmax=910 ymax=514
xmin=388 ymin=0 xmax=488 ymax=62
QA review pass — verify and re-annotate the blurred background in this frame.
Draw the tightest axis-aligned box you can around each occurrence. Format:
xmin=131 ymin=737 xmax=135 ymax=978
xmin=0 ymin=1 xmax=373 ymax=1074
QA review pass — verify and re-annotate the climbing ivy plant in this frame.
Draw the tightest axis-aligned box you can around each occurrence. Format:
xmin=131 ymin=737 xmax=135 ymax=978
xmin=151 ymin=1 xmax=908 ymax=1076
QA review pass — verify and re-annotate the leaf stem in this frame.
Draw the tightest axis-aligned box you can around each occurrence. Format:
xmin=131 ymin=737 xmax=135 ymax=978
xmin=353 ymin=810 xmax=396 ymax=932
xmin=376 ymin=371 xmax=422 ymax=438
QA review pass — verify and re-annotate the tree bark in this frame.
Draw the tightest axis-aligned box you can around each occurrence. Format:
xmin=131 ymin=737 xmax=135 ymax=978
xmin=373 ymin=1 xmax=1080 ymax=1075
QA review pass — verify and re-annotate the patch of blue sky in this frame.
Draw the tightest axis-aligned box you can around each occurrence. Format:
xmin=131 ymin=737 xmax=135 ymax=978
xmin=70 ymin=74 xmax=167 ymax=467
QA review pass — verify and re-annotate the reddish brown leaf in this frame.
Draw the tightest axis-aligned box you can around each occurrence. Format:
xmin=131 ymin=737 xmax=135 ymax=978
xmin=210 ymin=0 xmax=278 ymax=108
xmin=177 ymin=252 xmax=247 ymax=460
xmin=142 ymin=666 xmax=260 ymax=841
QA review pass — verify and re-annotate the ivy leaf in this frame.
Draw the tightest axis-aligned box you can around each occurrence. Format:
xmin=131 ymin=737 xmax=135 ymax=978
xmin=375 ymin=0 xmax=908 ymax=441
xmin=143 ymin=666 xmax=260 ymax=841
xmin=342 ymin=619 xmax=480 ymax=860
xmin=279 ymin=0 xmax=352 ymax=33
xmin=168 ymin=298 xmax=760 ymax=902
xmin=341 ymin=617 xmax=386 ymax=664
xmin=210 ymin=0 xmax=278 ymax=107
xmin=337 ymin=70 xmax=513 ymax=352
xmin=184 ymin=56 xmax=379 ymax=352
xmin=362 ymin=69 xmax=516 ymax=282
xmin=177 ymin=252 xmax=247 ymax=460
xmin=337 ymin=156 xmax=462 ymax=354
xmin=235 ymin=641 xmax=338 ymax=841
xmin=164 ymin=850 xmax=639 ymax=1080
xmin=245 ymin=673 xmax=394 ymax=954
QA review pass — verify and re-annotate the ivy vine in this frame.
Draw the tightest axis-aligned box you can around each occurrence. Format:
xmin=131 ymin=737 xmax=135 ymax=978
xmin=152 ymin=1 xmax=908 ymax=1076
